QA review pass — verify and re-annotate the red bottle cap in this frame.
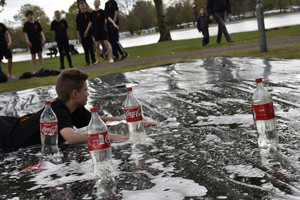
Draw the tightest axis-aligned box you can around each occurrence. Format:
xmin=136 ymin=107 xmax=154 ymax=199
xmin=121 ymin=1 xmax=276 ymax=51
xmin=255 ymin=78 xmax=262 ymax=83
xmin=126 ymin=87 xmax=132 ymax=92
xmin=90 ymin=107 xmax=98 ymax=112
xmin=45 ymin=100 xmax=51 ymax=105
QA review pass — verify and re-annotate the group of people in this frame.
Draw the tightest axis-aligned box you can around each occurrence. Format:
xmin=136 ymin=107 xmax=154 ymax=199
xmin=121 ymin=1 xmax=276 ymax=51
xmin=197 ymin=0 xmax=233 ymax=46
xmin=0 ymin=0 xmax=128 ymax=77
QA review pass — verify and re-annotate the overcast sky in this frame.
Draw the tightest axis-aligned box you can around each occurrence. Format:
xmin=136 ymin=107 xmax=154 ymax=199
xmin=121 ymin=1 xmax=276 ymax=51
xmin=0 ymin=0 xmax=105 ymax=27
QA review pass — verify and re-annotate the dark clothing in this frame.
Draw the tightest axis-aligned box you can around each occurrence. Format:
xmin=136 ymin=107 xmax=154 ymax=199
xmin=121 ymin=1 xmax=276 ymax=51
xmin=76 ymin=11 xmax=96 ymax=64
xmin=23 ymin=21 xmax=43 ymax=54
xmin=197 ymin=14 xmax=210 ymax=46
xmin=0 ymin=99 xmax=91 ymax=150
xmin=51 ymin=19 xmax=69 ymax=41
xmin=206 ymin=0 xmax=232 ymax=43
xmin=105 ymin=0 xmax=127 ymax=59
xmin=105 ymin=0 xmax=119 ymax=25
xmin=51 ymin=19 xmax=72 ymax=68
xmin=90 ymin=9 xmax=109 ymax=41
xmin=206 ymin=0 xmax=231 ymax=16
xmin=0 ymin=23 xmax=12 ymax=60
xmin=82 ymin=36 xmax=96 ymax=64
xmin=214 ymin=12 xmax=231 ymax=43
xmin=76 ymin=11 xmax=92 ymax=38
xmin=0 ymin=23 xmax=8 ymax=48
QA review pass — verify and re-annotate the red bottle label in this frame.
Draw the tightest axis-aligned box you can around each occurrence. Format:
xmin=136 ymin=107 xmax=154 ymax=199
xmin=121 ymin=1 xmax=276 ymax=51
xmin=125 ymin=107 xmax=143 ymax=122
xmin=88 ymin=132 xmax=111 ymax=151
xmin=252 ymin=102 xmax=275 ymax=121
xmin=40 ymin=122 xmax=58 ymax=136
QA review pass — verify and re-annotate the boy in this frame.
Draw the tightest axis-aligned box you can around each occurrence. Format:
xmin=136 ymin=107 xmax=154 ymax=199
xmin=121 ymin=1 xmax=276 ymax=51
xmin=76 ymin=1 xmax=96 ymax=66
xmin=51 ymin=10 xmax=73 ymax=69
xmin=0 ymin=69 xmax=130 ymax=150
xmin=0 ymin=23 xmax=15 ymax=79
xmin=84 ymin=0 xmax=118 ymax=64
xmin=105 ymin=0 xmax=128 ymax=61
xmin=23 ymin=10 xmax=46 ymax=74
xmin=197 ymin=7 xmax=210 ymax=46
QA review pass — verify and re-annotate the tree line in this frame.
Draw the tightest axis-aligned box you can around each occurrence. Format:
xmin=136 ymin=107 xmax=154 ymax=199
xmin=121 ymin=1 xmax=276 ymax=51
xmin=2 ymin=0 xmax=299 ymax=49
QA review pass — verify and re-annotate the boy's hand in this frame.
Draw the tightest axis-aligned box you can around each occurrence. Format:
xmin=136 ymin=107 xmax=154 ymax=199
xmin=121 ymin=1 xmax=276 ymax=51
xmin=42 ymin=39 xmax=46 ymax=46
xmin=114 ymin=24 xmax=119 ymax=29
xmin=144 ymin=121 xmax=158 ymax=127
xmin=7 ymin=42 xmax=12 ymax=49
xmin=27 ymin=41 xmax=32 ymax=48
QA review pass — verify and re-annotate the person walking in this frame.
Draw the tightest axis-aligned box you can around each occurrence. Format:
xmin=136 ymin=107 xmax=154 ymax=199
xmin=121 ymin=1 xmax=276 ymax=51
xmin=23 ymin=10 xmax=46 ymax=74
xmin=206 ymin=0 xmax=233 ymax=44
xmin=76 ymin=0 xmax=96 ymax=66
xmin=51 ymin=10 xmax=73 ymax=69
xmin=0 ymin=23 xmax=15 ymax=79
xmin=197 ymin=7 xmax=210 ymax=46
xmin=105 ymin=0 xmax=128 ymax=61
xmin=84 ymin=0 xmax=118 ymax=64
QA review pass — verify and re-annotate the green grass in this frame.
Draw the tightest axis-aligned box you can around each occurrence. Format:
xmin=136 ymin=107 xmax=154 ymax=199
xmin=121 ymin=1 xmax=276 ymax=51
xmin=1 ymin=24 xmax=300 ymax=93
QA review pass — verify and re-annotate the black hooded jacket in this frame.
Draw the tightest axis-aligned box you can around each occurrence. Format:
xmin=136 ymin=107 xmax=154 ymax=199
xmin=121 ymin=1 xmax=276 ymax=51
xmin=206 ymin=0 xmax=231 ymax=16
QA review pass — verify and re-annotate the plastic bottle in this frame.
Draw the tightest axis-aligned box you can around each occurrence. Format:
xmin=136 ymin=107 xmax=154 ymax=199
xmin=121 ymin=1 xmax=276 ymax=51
xmin=40 ymin=100 xmax=59 ymax=155
xmin=88 ymin=107 xmax=113 ymax=178
xmin=124 ymin=87 xmax=146 ymax=142
xmin=252 ymin=78 xmax=278 ymax=148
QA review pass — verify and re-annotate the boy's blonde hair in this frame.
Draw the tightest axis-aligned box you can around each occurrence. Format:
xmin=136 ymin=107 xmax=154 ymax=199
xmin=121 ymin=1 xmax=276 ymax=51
xmin=56 ymin=69 xmax=89 ymax=103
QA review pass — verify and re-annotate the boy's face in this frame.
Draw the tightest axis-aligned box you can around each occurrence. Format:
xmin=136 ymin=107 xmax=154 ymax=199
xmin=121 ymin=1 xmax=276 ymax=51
xmin=76 ymin=81 xmax=89 ymax=106
xmin=55 ymin=12 xmax=61 ymax=20
xmin=200 ymin=8 xmax=205 ymax=14
xmin=94 ymin=0 xmax=100 ymax=9
xmin=27 ymin=14 xmax=34 ymax=22
xmin=79 ymin=3 xmax=86 ymax=12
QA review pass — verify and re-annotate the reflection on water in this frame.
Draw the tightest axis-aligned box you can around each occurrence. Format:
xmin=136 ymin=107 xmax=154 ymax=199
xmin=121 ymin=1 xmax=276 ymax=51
xmin=1 ymin=57 xmax=300 ymax=199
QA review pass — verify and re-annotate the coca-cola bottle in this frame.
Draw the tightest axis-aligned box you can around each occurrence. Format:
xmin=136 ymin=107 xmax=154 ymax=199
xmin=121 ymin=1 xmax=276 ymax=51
xmin=40 ymin=100 xmax=59 ymax=155
xmin=124 ymin=87 xmax=146 ymax=142
xmin=88 ymin=107 xmax=113 ymax=178
xmin=252 ymin=78 xmax=278 ymax=148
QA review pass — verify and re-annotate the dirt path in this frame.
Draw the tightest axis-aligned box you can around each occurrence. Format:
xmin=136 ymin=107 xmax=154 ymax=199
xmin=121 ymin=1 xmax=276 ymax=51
xmin=80 ymin=35 xmax=300 ymax=73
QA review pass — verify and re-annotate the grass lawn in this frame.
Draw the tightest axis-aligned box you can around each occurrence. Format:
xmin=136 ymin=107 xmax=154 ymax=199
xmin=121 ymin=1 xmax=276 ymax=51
xmin=1 ymin=24 xmax=300 ymax=93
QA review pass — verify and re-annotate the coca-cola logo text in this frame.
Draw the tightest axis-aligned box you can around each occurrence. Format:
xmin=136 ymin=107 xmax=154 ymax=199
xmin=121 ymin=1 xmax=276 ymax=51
xmin=41 ymin=122 xmax=58 ymax=136
xmin=125 ymin=107 xmax=143 ymax=122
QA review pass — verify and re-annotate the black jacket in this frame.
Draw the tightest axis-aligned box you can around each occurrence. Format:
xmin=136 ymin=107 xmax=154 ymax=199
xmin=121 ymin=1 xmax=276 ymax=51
xmin=206 ymin=0 xmax=231 ymax=16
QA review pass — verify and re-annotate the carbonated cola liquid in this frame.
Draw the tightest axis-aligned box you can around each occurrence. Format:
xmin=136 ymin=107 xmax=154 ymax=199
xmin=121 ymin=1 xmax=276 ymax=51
xmin=40 ymin=100 xmax=59 ymax=155
xmin=124 ymin=87 xmax=146 ymax=142
xmin=252 ymin=78 xmax=278 ymax=148
xmin=88 ymin=107 xmax=113 ymax=178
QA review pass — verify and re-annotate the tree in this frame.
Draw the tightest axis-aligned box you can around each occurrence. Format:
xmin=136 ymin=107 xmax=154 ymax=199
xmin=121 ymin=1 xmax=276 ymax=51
xmin=0 ymin=0 xmax=5 ymax=8
xmin=65 ymin=2 xmax=78 ymax=40
xmin=176 ymin=0 xmax=194 ymax=24
xmin=153 ymin=0 xmax=172 ymax=41
xmin=166 ymin=6 xmax=178 ymax=28
xmin=132 ymin=1 xmax=156 ymax=29
xmin=120 ymin=13 xmax=140 ymax=35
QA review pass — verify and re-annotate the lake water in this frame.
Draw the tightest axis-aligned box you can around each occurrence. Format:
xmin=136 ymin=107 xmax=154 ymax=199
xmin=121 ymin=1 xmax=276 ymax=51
xmin=8 ymin=12 xmax=300 ymax=63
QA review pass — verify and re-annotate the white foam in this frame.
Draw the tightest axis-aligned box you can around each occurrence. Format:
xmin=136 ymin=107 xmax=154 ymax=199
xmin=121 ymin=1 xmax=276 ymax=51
xmin=122 ymin=177 xmax=207 ymax=200
xmin=224 ymin=165 xmax=265 ymax=178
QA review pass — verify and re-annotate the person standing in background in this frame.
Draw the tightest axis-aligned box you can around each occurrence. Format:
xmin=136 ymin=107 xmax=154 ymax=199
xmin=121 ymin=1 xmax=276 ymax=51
xmin=84 ymin=0 xmax=118 ymax=64
xmin=0 ymin=23 xmax=15 ymax=79
xmin=197 ymin=7 xmax=210 ymax=46
xmin=51 ymin=10 xmax=73 ymax=69
xmin=23 ymin=10 xmax=46 ymax=74
xmin=206 ymin=0 xmax=233 ymax=44
xmin=105 ymin=0 xmax=128 ymax=61
xmin=76 ymin=0 xmax=96 ymax=66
